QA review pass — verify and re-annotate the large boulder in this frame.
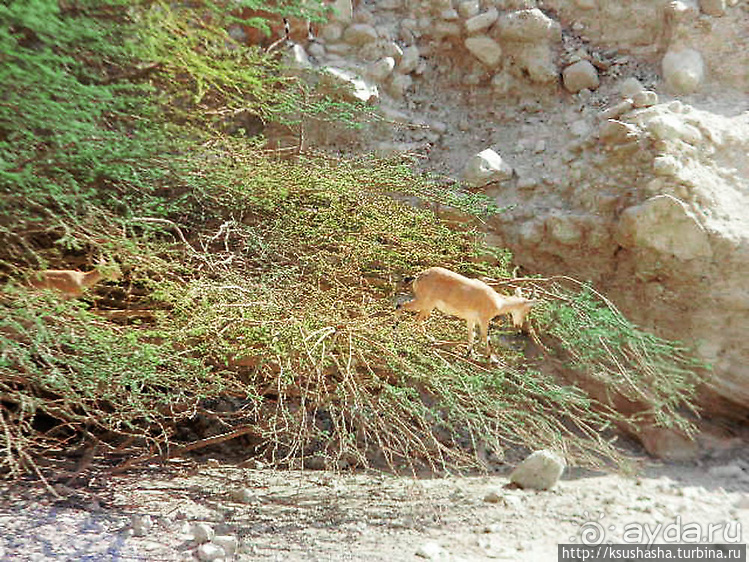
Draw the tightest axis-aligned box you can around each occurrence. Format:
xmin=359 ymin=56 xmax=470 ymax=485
xmin=616 ymin=195 xmax=713 ymax=261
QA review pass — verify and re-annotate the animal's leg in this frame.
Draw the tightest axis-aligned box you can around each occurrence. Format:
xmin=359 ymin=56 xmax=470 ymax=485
xmin=465 ymin=319 xmax=476 ymax=356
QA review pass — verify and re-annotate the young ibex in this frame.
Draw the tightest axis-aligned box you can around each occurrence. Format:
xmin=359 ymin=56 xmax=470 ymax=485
xmin=27 ymin=263 xmax=121 ymax=298
xmin=396 ymin=267 xmax=539 ymax=358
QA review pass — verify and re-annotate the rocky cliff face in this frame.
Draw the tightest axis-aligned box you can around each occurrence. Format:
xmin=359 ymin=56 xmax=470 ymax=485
xmin=269 ymin=0 xmax=749 ymax=420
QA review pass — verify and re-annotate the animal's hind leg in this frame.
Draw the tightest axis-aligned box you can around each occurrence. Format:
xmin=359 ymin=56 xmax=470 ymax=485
xmin=465 ymin=319 xmax=476 ymax=356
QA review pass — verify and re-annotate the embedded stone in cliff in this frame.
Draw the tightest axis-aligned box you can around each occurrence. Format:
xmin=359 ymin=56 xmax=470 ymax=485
xmin=616 ymin=195 xmax=712 ymax=260
xmin=464 ymin=36 xmax=503 ymax=68
xmin=343 ymin=23 xmax=378 ymax=46
xmin=699 ymin=0 xmax=726 ymax=16
xmin=465 ymin=8 xmax=499 ymax=35
xmin=521 ymin=44 xmax=558 ymax=83
xmin=562 ymin=60 xmax=600 ymax=93
xmin=639 ymin=426 xmax=699 ymax=461
xmin=662 ymin=48 xmax=705 ymax=94
xmin=458 ymin=0 xmax=480 ymax=18
xmin=496 ymin=9 xmax=561 ymax=43
xmin=319 ymin=67 xmax=379 ymax=103
xmin=646 ymin=114 xmax=703 ymax=145
xmin=367 ymin=57 xmax=396 ymax=82
xmin=463 ymin=149 xmax=513 ymax=187
xmin=330 ymin=0 xmax=354 ymax=22
xmin=398 ymin=45 xmax=420 ymax=74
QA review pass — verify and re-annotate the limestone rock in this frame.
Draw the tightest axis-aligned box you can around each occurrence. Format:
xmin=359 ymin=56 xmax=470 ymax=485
xmin=330 ymin=0 xmax=354 ymax=22
xmin=639 ymin=426 xmax=698 ymax=461
xmin=632 ymin=90 xmax=658 ymax=108
xmin=699 ymin=0 xmax=726 ymax=15
xmin=213 ymin=536 xmax=239 ymax=557
xmin=509 ymin=450 xmax=565 ymax=490
xmin=645 ymin=113 xmax=702 ymax=145
xmin=520 ymin=44 xmax=558 ymax=83
xmin=388 ymin=73 xmax=413 ymax=99
xmin=464 ymin=36 xmax=503 ymax=67
xmin=367 ymin=57 xmax=396 ymax=82
xmin=619 ymin=77 xmax=644 ymax=98
xmin=662 ymin=49 xmax=705 ymax=94
xmin=398 ymin=46 xmax=420 ymax=74
xmin=415 ymin=542 xmax=449 ymax=561
xmin=465 ymin=8 xmax=499 ymax=34
xmin=562 ymin=60 xmax=600 ymax=93
xmin=616 ymin=195 xmax=712 ymax=260
xmin=320 ymin=67 xmax=379 ymax=103
xmin=463 ymin=149 xmax=513 ymax=187
xmin=496 ymin=9 xmax=561 ymax=43
xmin=343 ymin=23 xmax=378 ymax=46
xmin=191 ymin=523 xmax=215 ymax=544
xmin=196 ymin=543 xmax=225 ymax=562
xmin=458 ymin=0 xmax=480 ymax=18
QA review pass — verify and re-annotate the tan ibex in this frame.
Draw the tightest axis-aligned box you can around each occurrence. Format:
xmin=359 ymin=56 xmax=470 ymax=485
xmin=397 ymin=267 xmax=539 ymax=358
xmin=27 ymin=262 xmax=121 ymax=298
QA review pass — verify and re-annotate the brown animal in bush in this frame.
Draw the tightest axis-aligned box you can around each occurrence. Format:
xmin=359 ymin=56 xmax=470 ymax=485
xmin=27 ymin=265 xmax=121 ymax=298
xmin=397 ymin=267 xmax=539 ymax=357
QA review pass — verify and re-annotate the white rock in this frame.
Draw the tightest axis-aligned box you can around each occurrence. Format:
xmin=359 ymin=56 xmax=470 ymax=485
xmin=398 ymin=45 xmax=420 ymax=74
xmin=662 ymin=48 xmax=705 ymax=94
xmin=520 ymin=43 xmax=558 ymax=83
xmin=465 ymin=8 xmax=499 ymax=34
xmin=737 ymin=494 xmax=749 ymax=509
xmin=463 ymin=149 xmax=514 ymax=187
xmin=632 ymin=90 xmax=658 ymax=108
xmin=191 ymin=523 xmax=215 ymax=544
xmin=458 ymin=0 xmax=480 ymax=18
xmin=368 ymin=57 xmax=396 ymax=82
xmin=599 ymin=99 xmax=633 ymax=121
xmin=646 ymin=114 xmax=702 ymax=144
xmin=441 ymin=8 xmax=460 ymax=20
xmin=415 ymin=541 xmax=449 ymax=560
xmin=616 ymin=195 xmax=712 ymax=260
xmin=434 ymin=21 xmax=463 ymax=37
xmin=131 ymin=514 xmax=154 ymax=537
xmin=196 ymin=543 xmax=225 ymax=562
xmin=509 ymin=450 xmax=566 ymax=490
xmin=699 ymin=0 xmax=726 ymax=15
xmin=213 ymin=535 xmax=239 ymax=557
xmin=464 ymin=36 xmax=503 ymax=67
xmin=343 ymin=23 xmax=378 ymax=46
xmin=320 ymin=67 xmax=379 ymax=103
xmin=562 ymin=60 xmax=599 ymax=93
xmin=284 ymin=44 xmax=312 ymax=70
xmin=619 ymin=77 xmax=644 ymax=98
xmin=496 ymin=9 xmax=561 ymax=43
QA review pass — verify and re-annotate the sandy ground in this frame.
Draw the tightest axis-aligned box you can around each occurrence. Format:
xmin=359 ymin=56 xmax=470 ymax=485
xmin=1 ymin=453 xmax=748 ymax=561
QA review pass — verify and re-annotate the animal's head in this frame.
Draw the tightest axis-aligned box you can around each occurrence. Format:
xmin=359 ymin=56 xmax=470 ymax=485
xmin=507 ymin=297 xmax=540 ymax=328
